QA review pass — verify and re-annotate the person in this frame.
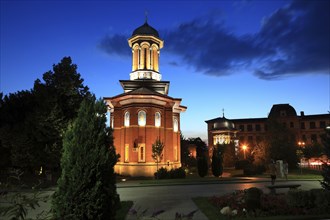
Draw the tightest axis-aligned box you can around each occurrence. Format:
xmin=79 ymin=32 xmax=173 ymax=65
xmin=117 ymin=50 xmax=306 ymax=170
xmin=269 ymin=160 xmax=277 ymax=185
xmin=283 ymin=160 xmax=288 ymax=180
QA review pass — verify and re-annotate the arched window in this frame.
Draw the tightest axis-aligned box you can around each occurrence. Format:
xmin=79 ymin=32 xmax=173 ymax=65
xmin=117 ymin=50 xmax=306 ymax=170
xmin=173 ymin=117 xmax=178 ymax=132
xmin=155 ymin=112 xmax=161 ymax=127
xmin=124 ymin=111 xmax=130 ymax=127
xmin=138 ymin=110 xmax=146 ymax=126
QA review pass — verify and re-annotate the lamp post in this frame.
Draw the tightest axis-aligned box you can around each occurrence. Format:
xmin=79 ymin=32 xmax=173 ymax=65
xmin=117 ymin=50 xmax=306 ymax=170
xmin=242 ymin=145 xmax=247 ymax=159
xmin=297 ymin=141 xmax=305 ymax=174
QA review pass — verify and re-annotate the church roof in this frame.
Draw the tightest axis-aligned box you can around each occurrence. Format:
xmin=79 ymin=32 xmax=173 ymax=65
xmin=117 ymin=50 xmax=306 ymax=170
xmin=132 ymin=21 xmax=160 ymax=38
xmin=268 ymin=104 xmax=297 ymax=118
xmin=205 ymin=116 xmax=236 ymax=131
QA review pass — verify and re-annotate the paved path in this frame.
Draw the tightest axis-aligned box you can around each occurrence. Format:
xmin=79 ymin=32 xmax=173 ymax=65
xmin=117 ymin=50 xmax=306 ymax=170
xmin=118 ymin=178 xmax=322 ymax=220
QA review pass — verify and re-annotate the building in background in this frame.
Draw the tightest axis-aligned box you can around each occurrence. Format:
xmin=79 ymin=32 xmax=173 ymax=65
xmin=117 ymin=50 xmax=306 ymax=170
xmin=104 ymin=21 xmax=186 ymax=176
xmin=206 ymin=104 xmax=330 ymax=164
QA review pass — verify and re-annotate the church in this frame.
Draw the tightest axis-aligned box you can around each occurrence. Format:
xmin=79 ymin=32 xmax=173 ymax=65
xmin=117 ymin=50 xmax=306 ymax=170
xmin=104 ymin=21 xmax=187 ymax=177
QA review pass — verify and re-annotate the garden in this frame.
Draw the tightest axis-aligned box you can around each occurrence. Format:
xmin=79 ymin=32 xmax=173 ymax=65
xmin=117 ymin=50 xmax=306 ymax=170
xmin=193 ymin=187 xmax=330 ymax=220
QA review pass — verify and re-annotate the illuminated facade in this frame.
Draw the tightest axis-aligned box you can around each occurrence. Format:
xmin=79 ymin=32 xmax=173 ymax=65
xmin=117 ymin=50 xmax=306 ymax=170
xmin=206 ymin=104 xmax=330 ymax=162
xmin=104 ymin=21 xmax=186 ymax=177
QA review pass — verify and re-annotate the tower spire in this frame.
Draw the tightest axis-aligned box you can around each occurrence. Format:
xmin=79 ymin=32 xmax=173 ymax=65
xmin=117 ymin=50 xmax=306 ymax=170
xmin=222 ymin=108 xmax=225 ymax=118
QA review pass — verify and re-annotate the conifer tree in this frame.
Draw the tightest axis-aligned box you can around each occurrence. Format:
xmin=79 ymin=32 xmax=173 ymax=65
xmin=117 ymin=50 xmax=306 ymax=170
xmin=52 ymin=96 xmax=119 ymax=219
xmin=211 ymin=145 xmax=223 ymax=177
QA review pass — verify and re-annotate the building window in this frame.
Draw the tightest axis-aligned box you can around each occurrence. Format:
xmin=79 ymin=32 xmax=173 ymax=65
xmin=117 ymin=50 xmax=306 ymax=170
xmin=290 ymin=122 xmax=294 ymax=128
xmin=124 ymin=144 xmax=129 ymax=162
xmin=247 ymin=124 xmax=253 ymax=131
xmin=311 ymin=134 xmax=317 ymax=143
xmin=155 ymin=112 xmax=161 ymax=127
xmin=138 ymin=110 xmax=146 ymax=126
xmin=301 ymin=122 xmax=305 ymax=129
xmin=310 ymin=121 xmax=316 ymax=129
xmin=280 ymin=110 xmax=286 ymax=116
xmin=174 ymin=146 xmax=178 ymax=161
xmin=239 ymin=125 xmax=244 ymax=132
xmin=173 ymin=117 xmax=178 ymax=132
xmin=138 ymin=144 xmax=145 ymax=162
xmin=320 ymin=121 xmax=326 ymax=128
xmin=255 ymin=124 xmax=261 ymax=131
xmin=111 ymin=116 xmax=114 ymax=128
xmin=124 ymin=111 xmax=130 ymax=127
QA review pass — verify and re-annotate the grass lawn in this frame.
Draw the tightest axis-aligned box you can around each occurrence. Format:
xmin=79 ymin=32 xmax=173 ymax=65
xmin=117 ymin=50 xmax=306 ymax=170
xmin=193 ymin=197 xmax=330 ymax=220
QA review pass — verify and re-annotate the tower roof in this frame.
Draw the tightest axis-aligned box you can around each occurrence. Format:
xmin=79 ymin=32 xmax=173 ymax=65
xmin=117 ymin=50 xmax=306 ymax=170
xmin=132 ymin=21 xmax=160 ymax=38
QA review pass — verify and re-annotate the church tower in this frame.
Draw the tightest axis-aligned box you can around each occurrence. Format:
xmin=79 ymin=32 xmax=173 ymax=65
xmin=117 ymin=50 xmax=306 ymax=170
xmin=104 ymin=20 xmax=187 ymax=177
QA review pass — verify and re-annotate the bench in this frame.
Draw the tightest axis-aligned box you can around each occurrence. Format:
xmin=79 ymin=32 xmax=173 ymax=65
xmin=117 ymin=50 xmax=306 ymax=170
xmin=266 ymin=184 xmax=301 ymax=194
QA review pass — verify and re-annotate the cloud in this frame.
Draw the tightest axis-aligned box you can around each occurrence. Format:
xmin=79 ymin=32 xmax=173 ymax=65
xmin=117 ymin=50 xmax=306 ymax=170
xmin=98 ymin=34 xmax=130 ymax=58
xmin=254 ymin=0 xmax=330 ymax=79
xmin=98 ymin=0 xmax=329 ymax=80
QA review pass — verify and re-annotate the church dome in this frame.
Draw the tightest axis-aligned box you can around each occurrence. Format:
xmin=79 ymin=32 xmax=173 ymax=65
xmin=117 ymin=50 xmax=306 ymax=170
xmin=132 ymin=21 xmax=160 ymax=38
xmin=213 ymin=117 xmax=235 ymax=130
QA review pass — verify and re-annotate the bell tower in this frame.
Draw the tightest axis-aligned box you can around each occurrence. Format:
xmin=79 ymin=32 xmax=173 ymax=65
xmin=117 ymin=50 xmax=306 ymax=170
xmin=128 ymin=20 xmax=164 ymax=81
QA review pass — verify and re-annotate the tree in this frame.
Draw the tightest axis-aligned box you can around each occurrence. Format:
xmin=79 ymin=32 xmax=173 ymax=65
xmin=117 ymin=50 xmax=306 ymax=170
xmin=321 ymin=127 xmax=330 ymax=190
xmin=52 ymin=96 xmax=119 ymax=219
xmin=302 ymin=143 xmax=324 ymax=165
xmin=211 ymin=145 xmax=223 ymax=177
xmin=197 ymin=155 xmax=208 ymax=177
xmin=32 ymin=56 xmax=90 ymax=169
xmin=0 ymin=57 xmax=90 ymax=171
xmin=152 ymin=138 xmax=164 ymax=178
xmin=265 ymin=119 xmax=298 ymax=168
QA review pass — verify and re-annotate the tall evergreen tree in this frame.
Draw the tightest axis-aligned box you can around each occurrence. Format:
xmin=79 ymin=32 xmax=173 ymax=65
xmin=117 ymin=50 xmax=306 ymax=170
xmin=52 ymin=96 xmax=119 ymax=219
xmin=211 ymin=144 xmax=223 ymax=177
xmin=321 ymin=127 xmax=330 ymax=190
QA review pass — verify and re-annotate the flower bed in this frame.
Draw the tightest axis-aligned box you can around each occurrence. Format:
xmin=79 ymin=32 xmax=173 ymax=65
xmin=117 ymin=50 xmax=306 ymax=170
xmin=208 ymin=188 xmax=330 ymax=218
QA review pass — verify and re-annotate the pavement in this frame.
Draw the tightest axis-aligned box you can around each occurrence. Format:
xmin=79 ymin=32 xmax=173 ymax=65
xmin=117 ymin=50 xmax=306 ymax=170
xmin=117 ymin=173 xmax=323 ymax=220
xmin=0 ymin=174 xmax=323 ymax=220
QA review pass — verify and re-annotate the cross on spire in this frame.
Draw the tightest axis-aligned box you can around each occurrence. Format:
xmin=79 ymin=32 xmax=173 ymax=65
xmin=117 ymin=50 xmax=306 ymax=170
xmin=145 ymin=10 xmax=148 ymax=23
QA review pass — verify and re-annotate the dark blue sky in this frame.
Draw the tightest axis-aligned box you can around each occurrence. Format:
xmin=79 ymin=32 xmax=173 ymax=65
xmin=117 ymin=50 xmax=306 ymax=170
xmin=1 ymin=0 xmax=329 ymax=139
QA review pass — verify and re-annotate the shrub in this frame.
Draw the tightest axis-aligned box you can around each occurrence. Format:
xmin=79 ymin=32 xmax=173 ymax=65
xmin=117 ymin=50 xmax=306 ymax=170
xmin=235 ymin=160 xmax=250 ymax=169
xmin=154 ymin=167 xmax=169 ymax=179
xmin=243 ymin=164 xmax=265 ymax=176
xmin=286 ymin=189 xmax=314 ymax=208
xmin=154 ymin=167 xmax=186 ymax=179
xmin=310 ymin=189 xmax=330 ymax=214
xmin=244 ymin=187 xmax=263 ymax=211
xmin=169 ymin=167 xmax=186 ymax=179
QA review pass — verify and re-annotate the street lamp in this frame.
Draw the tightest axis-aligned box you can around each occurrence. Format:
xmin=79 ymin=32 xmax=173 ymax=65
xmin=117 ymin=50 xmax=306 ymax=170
xmin=242 ymin=145 xmax=247 ymax=159
xmin=297 ymin=141 xmax=305 ymax=174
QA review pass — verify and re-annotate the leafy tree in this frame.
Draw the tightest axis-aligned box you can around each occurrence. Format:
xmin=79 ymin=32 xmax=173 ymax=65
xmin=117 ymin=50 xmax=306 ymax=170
xmin=265 ymin=119 xmax=298 ymax=168
xmin=152 ymin=138 xmax=164 ymax=178
xmin=32 ymin=56 xmax=90 ymax=169
xmin=302 ymin=143 xmax=323 ymax=161
xmin=321 ymin=127 xmax=330 ymax=190
xmin=0 ymin=57 xmax=90 ymax=171
xmin=211 ymin=145 xmax=223 ymax=177
xmin=0 ymin=90 xmax=38 ymax=169
xmin=52 ymin=96 xmax=119 ymax=219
